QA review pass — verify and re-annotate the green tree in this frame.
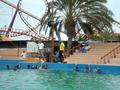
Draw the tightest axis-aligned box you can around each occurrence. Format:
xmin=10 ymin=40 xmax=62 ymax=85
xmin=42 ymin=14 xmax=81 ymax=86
xmin=99 ymin=30 xmax=115 ymax=41
xmin=40 ymin=0 xmax=114 ymax=56
xmin=92 ymin=29 xmax=115 ymax=41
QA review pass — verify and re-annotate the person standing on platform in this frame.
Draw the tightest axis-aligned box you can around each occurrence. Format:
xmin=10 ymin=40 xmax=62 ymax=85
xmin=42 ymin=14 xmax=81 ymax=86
xmin=59 ymin=41 xmax=65 ymax=63
xmin=20 ymin=50 xmax=26 ymax=59
xmin=37 ymin=41 xmax=45 ymax=59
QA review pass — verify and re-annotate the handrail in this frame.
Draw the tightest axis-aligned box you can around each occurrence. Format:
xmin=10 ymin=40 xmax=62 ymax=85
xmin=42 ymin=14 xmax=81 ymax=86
xmin=64 ymin=44 xmax=80 ymax=58
xmin=100 ymin=44 xmax=120 ymax=64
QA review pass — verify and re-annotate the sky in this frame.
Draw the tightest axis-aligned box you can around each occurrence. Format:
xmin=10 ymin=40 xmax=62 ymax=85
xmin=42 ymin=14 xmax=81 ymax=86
xmin=0 ymin=0 xmax=120 ymax=40
xmin=105 ymin=0 xmax=120 ymax=33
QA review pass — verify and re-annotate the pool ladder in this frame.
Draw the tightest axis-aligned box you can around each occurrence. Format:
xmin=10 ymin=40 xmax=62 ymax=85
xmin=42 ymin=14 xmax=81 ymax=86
xmin=85 ymin=64 xmax=91 ymax=73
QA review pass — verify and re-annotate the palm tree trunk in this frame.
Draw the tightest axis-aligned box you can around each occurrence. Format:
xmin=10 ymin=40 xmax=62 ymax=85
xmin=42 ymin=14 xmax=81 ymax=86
xmin=66 ymin=36 xmax=72 ymax=56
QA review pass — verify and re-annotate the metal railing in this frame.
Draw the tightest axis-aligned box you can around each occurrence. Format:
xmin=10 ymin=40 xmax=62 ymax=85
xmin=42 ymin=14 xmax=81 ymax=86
xmin=100 ymin=44 xmax=120 ymax=64
xmin=64 ymin=44 xmax=80 ymax=58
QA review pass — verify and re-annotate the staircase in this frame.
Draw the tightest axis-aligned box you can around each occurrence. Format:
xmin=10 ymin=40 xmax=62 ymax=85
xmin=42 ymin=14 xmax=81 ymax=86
xmin=64 ymin=42 xmax=120 ymax=64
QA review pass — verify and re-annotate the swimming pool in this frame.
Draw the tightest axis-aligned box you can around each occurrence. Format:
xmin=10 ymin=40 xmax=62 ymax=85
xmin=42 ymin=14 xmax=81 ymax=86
xmin=0 ymin=70 xmax=120 ymax=90
xmin=0 ymin=59 xmax=120 ymax=75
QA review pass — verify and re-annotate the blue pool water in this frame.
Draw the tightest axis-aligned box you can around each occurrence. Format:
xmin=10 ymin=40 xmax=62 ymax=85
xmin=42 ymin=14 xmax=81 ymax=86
xmin=0 ymin=70 xmax=120 ymax=90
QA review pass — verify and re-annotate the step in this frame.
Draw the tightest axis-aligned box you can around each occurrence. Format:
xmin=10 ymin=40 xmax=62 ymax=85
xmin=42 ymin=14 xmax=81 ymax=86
xmin=73 ymin=52 xmax=106 ymax=55
xmin=109 ymin=60 xmax=120 ymax=64
xmin=0 ymin=56 xmax=18 ymax=59
xmin=66 ymin=59 xmax=99 ymax=64
xmin=110 ymin=58 xmax=120 ymax=61
xmin=116 ymin=54 xmax=120 ymax=58
xmin=68 ymin=56 xmax=100 ymax=59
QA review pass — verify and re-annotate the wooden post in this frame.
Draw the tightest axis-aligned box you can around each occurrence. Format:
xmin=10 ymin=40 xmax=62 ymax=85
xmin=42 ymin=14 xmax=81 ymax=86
xmin=51 ymin=0 xmax=55 ymax=62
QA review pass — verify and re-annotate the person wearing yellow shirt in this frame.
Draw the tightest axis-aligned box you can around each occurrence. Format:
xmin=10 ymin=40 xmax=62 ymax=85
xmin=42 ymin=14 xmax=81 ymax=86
xmin=59 ymin=41 xmax=65 ymax=62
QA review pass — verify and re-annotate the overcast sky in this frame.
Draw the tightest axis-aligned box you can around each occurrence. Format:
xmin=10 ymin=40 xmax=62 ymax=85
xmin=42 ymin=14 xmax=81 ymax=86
xmin=0 ymin=0 xmax=120 ymax=40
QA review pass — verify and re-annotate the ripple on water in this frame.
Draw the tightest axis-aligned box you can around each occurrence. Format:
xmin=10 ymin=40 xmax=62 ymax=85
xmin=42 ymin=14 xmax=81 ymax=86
xmin=0 ymin=70 xmax=120 ymax=90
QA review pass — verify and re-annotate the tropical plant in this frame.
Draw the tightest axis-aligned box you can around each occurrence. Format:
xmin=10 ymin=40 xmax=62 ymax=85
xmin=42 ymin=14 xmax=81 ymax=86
xmin=40 ymin=0 xmax=114 ymax=56
xmin=92 ymin=29 xmax=115 ymax=41
xmin=101 ymin=30 xmax=115 ymax=41
xmin=114 ymin=34 xmax=120 ymax=41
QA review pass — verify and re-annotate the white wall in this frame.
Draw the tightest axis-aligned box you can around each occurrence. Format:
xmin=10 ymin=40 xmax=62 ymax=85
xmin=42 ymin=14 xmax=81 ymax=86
xmin=27 ymin=41 xmax=38 ymax=53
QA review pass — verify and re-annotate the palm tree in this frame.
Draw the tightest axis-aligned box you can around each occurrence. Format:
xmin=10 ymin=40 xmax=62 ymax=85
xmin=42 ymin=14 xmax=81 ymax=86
xmin=40 ymin=0 xmax=114 ymax=56
xmin=39 ymin=1 xmax=62 ymax=42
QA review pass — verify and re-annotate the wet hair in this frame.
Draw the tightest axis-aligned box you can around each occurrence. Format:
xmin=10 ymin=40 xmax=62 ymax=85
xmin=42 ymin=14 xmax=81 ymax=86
xmin=6 ymin=64 xmax=10 ymax=70
xmin=23 ymin=50 xmax=25 ymax=53
xmin=27 ymin=65 xmax=31 ymax=69
xmin=96 ymin=68 xmax=101 ymax=73
xmin=13 ymin=66 xmax=17 ymax=71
